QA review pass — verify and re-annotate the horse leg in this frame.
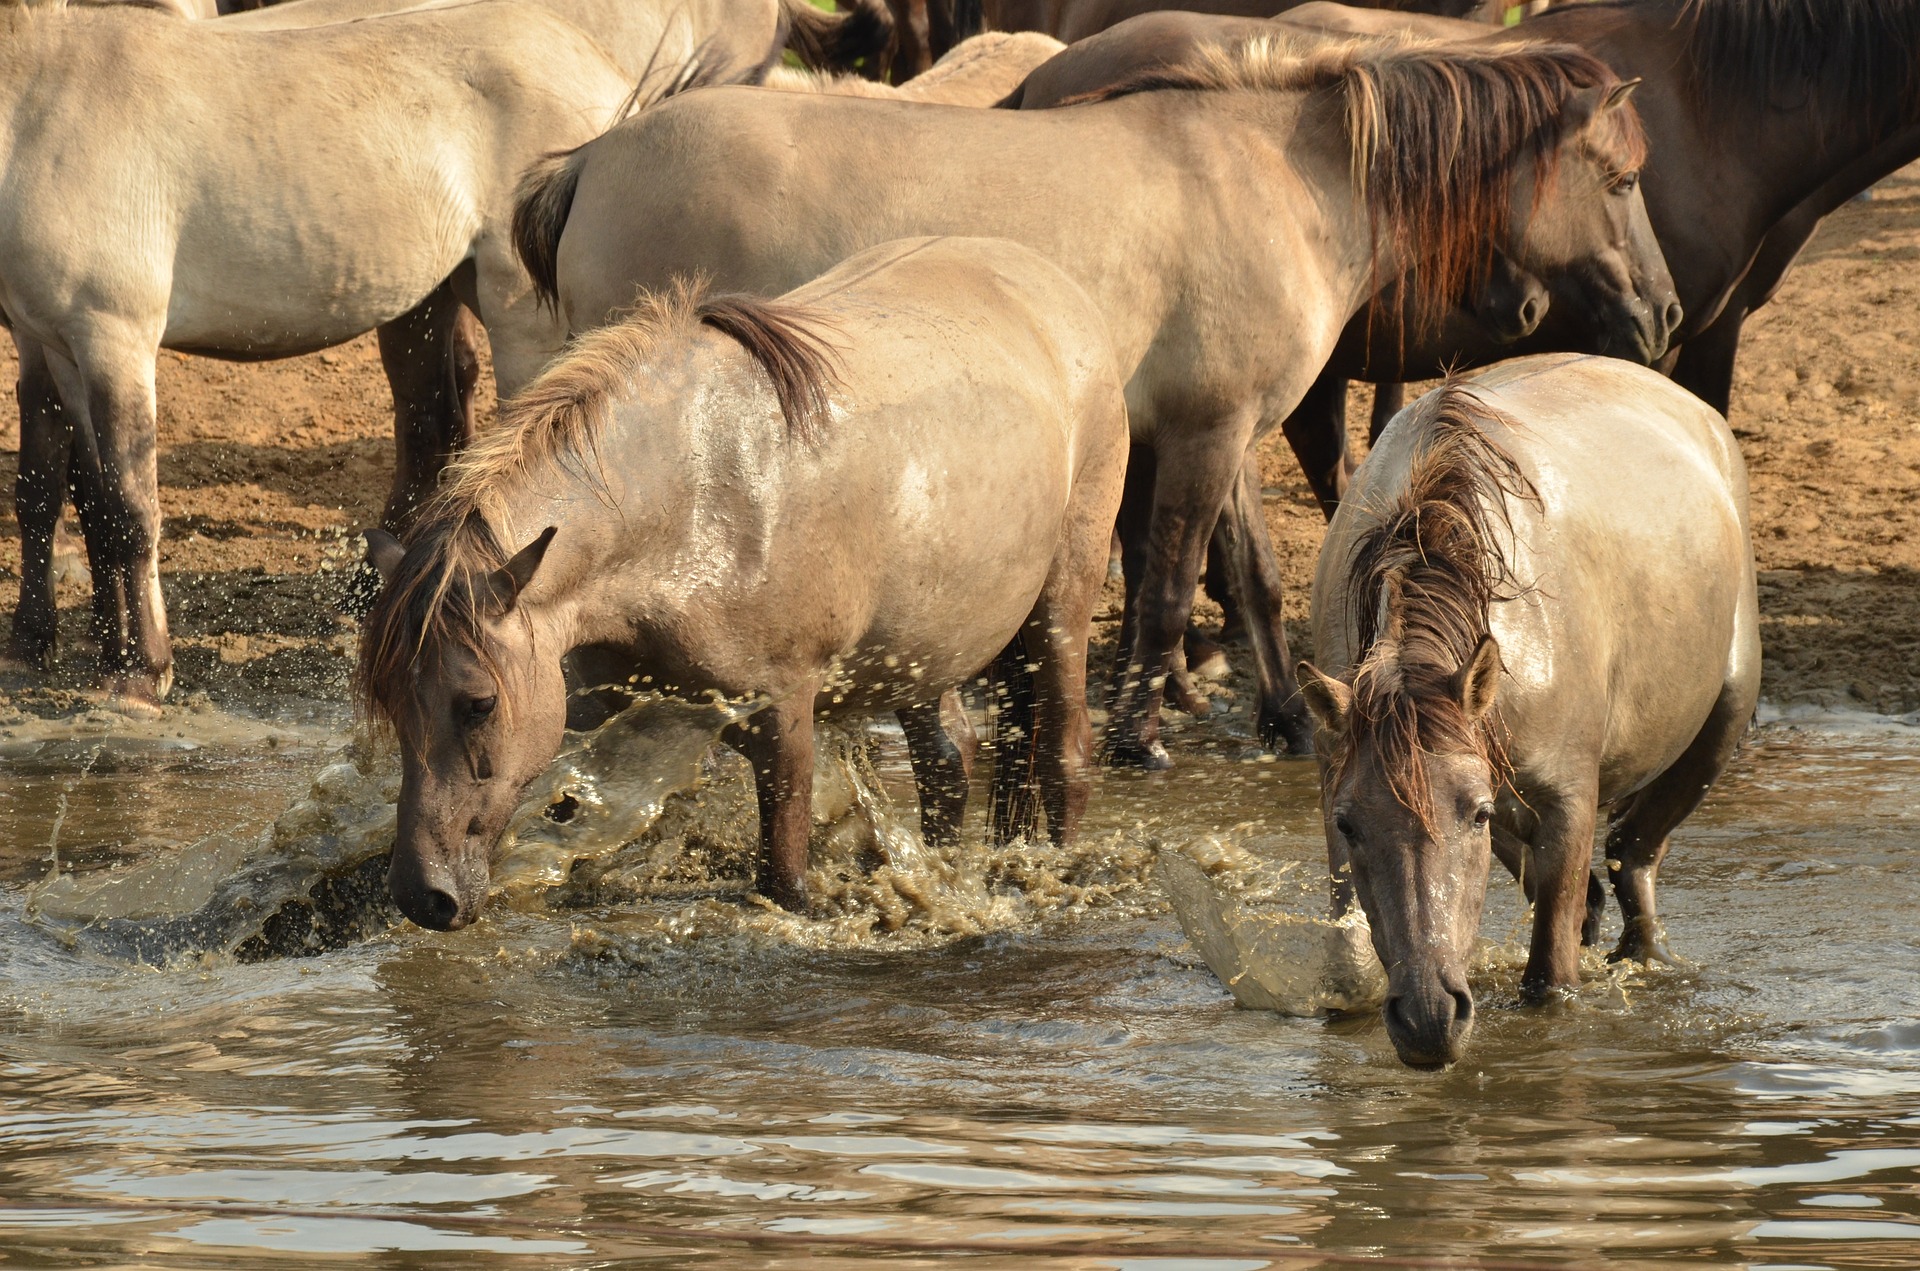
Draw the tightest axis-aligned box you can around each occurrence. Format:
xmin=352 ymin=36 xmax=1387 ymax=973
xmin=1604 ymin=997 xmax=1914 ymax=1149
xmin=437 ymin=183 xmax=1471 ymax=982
xmin=1021 ymin=447 xmax=1114 ymax=844
xmin=1279 ymin=370 xmax=1351 ymax=520
xmin=1496 ymin=819 xmax=1605 ymax=947
xmin=9 ymin=334 xmax=73 ymax=669
xmin=1106 ymin=443 xmax=1155 ymax=706
xmin=376 ymin=278 xmax=479 ymax=533
xmin=897 ymin=688 xmax=977 ymax=847
xmin=988 ymin=635 xmax=1038 ymax=843
xmin=1605 ymin=681 xmax=1751 ymax=965
xmin=57 ymin=327 xmax=171 ymax=705
xmin=1103 ymin=418 xmax=1252 ymax=770
xmin=1519 ymin=782 xmax=1600 ymax=1001
xmin=1369 ymin=383 xmax=1405 ymax=443
xmin=738 ymin=683 xmax=821 ymax=912
xmin=1212 ymin=451 xmax=1313 ymax=754
xmin=1667 ymin=309 xmax=1745 ymax=417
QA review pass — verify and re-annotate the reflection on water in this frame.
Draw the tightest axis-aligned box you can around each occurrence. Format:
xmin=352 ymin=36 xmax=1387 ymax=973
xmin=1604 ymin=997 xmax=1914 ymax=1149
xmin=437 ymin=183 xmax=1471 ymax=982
xmin=1 ymin=703 xmax=1918 ymax=1267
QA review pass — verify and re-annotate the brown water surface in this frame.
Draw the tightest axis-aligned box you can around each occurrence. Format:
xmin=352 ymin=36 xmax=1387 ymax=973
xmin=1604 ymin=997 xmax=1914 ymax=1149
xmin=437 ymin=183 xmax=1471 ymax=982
xmin=1 ymin=707 xmax=1917 ymax=1268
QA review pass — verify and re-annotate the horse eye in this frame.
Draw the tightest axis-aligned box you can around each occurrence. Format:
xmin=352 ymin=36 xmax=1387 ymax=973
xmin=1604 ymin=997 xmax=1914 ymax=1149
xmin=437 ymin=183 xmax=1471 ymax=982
xmin=1333 ymin=814 xmax=1357 ymax=840
xmin=1472 ymin=804 xmax=1494 ymax=828
xmin=1613 ymin=171 xmax=1639 ymax=193
xmin=464 ymin=695 xmax=497 ymax=723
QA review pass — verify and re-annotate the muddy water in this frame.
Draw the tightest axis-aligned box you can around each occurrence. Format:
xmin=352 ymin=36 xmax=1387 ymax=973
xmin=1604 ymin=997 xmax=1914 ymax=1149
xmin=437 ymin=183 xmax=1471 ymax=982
xmin=2 ymin=704 xmax=1918 ymax=1268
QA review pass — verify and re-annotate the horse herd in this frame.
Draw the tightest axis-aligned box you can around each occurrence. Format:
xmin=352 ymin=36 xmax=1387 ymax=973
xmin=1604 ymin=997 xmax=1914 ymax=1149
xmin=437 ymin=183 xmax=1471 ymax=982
xmin=2 ymin=0 xmax=1909 ymax=1067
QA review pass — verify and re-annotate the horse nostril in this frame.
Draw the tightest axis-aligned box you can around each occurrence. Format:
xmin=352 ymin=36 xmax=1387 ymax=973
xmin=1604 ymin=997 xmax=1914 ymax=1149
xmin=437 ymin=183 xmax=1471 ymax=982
xmin=1450 ymin=986 xmax=1475 ymax=1032
xmin=1662 ymin=300 xmax=1684 ymax=335
xmin=421 ymin=887 xmax=462 ymax=931
xmin=1520 ymin=296 xmax=1543 ymax=329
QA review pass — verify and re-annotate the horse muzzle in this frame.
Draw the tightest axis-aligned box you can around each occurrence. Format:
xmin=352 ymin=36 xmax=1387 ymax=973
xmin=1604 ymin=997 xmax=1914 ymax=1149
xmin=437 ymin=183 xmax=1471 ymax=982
xmin=388 ymin=838 xmax=489 ymax=931
xmin=1383 ymin=968 xmax=1476 ymax=1068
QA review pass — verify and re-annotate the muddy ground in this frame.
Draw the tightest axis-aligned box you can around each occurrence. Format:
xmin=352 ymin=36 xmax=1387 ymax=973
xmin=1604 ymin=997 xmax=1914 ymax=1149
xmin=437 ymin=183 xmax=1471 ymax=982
xmin=3 ymin=168 xmax=1918 ymax=724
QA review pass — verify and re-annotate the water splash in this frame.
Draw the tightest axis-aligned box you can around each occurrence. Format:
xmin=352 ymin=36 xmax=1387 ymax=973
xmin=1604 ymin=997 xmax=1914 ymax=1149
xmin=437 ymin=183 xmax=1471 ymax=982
xmin=1156 ymin=835 xmax=1386 ymax=1015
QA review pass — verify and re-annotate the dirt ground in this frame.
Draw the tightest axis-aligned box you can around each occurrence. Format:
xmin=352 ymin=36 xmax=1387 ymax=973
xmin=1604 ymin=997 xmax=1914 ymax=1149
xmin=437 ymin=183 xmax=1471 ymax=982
xmin=3 ymin=168 xmax=1919 ymax=722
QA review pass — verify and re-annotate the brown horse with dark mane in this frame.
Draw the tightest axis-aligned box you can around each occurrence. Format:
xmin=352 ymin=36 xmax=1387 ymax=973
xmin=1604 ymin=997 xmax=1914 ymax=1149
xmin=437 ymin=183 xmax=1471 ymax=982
xmin=1301 ymin=355 xmax=1758 ymax=1067
xmin=513 ymin=36 xmax=1675 ymax=766
xmin=357 ymin=237 xmax=1127 ymax=927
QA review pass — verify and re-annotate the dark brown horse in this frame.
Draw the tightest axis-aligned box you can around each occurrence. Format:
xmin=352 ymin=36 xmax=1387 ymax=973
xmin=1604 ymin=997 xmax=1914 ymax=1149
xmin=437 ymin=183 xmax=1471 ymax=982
xmin=357 ymin=237 xmax=1128 ymax=927
xmin=513 ymin=38 xmax=1675 ymax=768
xmin=1300 ymin=355 xmax=1758 ymax=1067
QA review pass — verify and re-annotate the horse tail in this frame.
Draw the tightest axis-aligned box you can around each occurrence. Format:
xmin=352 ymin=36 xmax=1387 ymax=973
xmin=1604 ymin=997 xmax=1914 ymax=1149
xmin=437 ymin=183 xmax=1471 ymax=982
xmin=696 ymin=293 xmax=844 ymax=439
xmin=781 ymin=0 xmax=893 ymax=74
xmin=512 ymin=148 xmax=586 ymax=316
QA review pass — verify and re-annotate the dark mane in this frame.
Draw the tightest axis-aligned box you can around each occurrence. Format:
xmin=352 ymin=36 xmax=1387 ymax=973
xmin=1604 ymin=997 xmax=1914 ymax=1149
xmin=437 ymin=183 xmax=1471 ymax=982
xmin=1670 ymin=0 xmax=1920 ymax=132
xmin=1329 ymin=383 xmax=1542 ymax=823
xmin=355 ymin=282 xmax=840 ymax=728
xmin=1065 ymin=37 xmax=1645 ymax=340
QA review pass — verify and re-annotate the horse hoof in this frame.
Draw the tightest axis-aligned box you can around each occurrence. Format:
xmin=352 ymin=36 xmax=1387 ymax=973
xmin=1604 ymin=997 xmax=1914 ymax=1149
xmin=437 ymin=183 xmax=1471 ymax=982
xmin=1102 ymin=737 xmax=1173 ymax=771
xmin=103 ymin=679 xmax=166 ymax=719
xmin=1259 ymin=705 xmax=1317 ymax=757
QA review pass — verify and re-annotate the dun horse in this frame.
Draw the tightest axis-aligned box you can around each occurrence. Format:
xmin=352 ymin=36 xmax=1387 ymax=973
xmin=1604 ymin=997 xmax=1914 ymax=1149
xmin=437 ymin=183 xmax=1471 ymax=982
xmin=1299 ymin=354 xmax=1759 ymax=1068
xmin=357 ymin=237 xmax=1128 ymax=928
xmin=513 ymin=37 xmax=1676 ymax=766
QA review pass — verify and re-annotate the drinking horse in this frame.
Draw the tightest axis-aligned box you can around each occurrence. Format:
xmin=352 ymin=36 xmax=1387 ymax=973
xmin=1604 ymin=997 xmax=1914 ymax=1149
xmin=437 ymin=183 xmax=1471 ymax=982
xmin=356 ymin=237 xmax=1128 ymax=927
xmin=1298 ymin=354 xmax=1759 ymax=1067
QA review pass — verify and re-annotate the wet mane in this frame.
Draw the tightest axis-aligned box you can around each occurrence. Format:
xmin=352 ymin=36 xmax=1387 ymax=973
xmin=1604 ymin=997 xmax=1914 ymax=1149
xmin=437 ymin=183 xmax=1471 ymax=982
xmin=1065 ymin=36 xmax=1645 ymax=340
xmin=1328 ymin=383 xmax=1542 ymax=824
xmin=1668 ymin=0 xmax=1920 ymax=132
xmin=355 ymin=279 xmax=840 ymax=729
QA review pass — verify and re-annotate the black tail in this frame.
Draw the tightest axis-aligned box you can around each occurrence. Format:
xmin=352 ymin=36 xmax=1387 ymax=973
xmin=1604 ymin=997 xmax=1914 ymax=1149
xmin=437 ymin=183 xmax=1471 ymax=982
xmin=781 ymin=0 xmax=894 ymax=73
xmin=511 ymin=149 xmax=586 ymax=315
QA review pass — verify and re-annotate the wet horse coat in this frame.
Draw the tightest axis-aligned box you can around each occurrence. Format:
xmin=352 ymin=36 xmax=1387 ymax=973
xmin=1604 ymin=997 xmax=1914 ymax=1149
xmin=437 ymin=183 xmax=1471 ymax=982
xmin=513 ymin=37 xmax=1674 ymax=766
xmin=357 ymin=237 xmax=1128 ymax=928
xmin=1299 ymin=354 xmax=1759 ymax=1067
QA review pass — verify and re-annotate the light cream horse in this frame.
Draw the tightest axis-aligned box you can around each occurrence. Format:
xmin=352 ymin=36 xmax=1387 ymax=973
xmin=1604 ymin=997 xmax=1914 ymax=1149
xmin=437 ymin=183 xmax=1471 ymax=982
xmin=764 ymin=29 xmax=1063 ymax=102
xmin=0 ymin=0 xmax=645 ymax=705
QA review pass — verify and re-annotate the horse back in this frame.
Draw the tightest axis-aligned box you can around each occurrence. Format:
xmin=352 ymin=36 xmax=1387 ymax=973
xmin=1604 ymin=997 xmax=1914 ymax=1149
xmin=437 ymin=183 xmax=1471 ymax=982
xmin=1320 ymin=354 xmax=1756 ymax=801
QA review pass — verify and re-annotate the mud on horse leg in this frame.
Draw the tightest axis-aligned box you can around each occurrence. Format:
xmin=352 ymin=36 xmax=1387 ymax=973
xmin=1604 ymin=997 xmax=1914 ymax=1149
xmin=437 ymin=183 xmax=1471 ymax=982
xmin=64 ymin=328 xmax=172 ymax=705
xmin=736 ymin=682 xmax=822 ymax=913
xmin=1212 ymin=451 xmax=1314 ymax=754
xmin=8 ymin=335 xmax=72 ymax=669
xmin=376 ymin=279 xmax=482 ymax=534
xmin=899 ymin=688 xmax=977 ymax=846
xmin=1103 ymin=422 xmax=1252 ymax=770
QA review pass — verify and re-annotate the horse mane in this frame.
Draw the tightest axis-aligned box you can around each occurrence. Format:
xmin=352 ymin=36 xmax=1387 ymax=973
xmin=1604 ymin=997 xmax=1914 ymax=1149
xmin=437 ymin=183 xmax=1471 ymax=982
xmin=356 ymin=281 xmax=840 ymax=727
xmin=1667 ymin=0 xmax=1920 ymax=132
xmin=1328 ymin=382 xmax=1542 ymax=825
xmin=1066 ymin=36 xmax=1645 ymax=341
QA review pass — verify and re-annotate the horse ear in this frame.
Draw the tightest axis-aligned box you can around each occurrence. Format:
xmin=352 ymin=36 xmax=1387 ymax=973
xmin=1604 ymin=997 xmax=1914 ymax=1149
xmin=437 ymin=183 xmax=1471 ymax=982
xmin=363 ymin=529 xmax=406 ymax=583
xmin=1450 ymin=634 xmax=1502 ymax=721
xmin=480 ymin=526 xmax=558 ymax=616
xmin=1603 ymin=77 xmax=1642 ymax=112
xmin=1296 ymin=661 xmax=1352 ymax=737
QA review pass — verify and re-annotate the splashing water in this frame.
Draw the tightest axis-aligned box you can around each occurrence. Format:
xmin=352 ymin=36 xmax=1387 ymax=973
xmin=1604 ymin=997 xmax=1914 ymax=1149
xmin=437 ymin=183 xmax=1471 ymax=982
xmin=1156 ymin=835 xmax=1386 ymax=1015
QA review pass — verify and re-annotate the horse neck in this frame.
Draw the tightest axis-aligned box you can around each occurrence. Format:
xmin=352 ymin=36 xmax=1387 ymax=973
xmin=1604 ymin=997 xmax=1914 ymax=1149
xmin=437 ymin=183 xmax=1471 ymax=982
xmin=1115 ymin=88 xmax=1383 ymax=365
xmin=1538 ymin=3 xmax=1918 ymax=275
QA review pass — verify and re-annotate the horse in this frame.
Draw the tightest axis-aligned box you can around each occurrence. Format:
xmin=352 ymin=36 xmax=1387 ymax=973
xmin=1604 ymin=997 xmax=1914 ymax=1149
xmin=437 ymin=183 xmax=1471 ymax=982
xmin=766 ymin=29 xmax=1065 ymax=103
xmin=1297 ymin=354 xmax=1759 ymax=1068
xmin=217 ymin=0 xmax=887 ymax=82
xmin=0 ymin=0 xmax=718 ymax=707
xmin=945 ymin=0 xmax=1478 ymax=51
xmin=1207 ymin=0 xmax=1920 ymax=501
xmin=355 ymin=236 xmax=1129 ymax=928
xmin=511 ymin=36 xmax=1675 ymax=768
